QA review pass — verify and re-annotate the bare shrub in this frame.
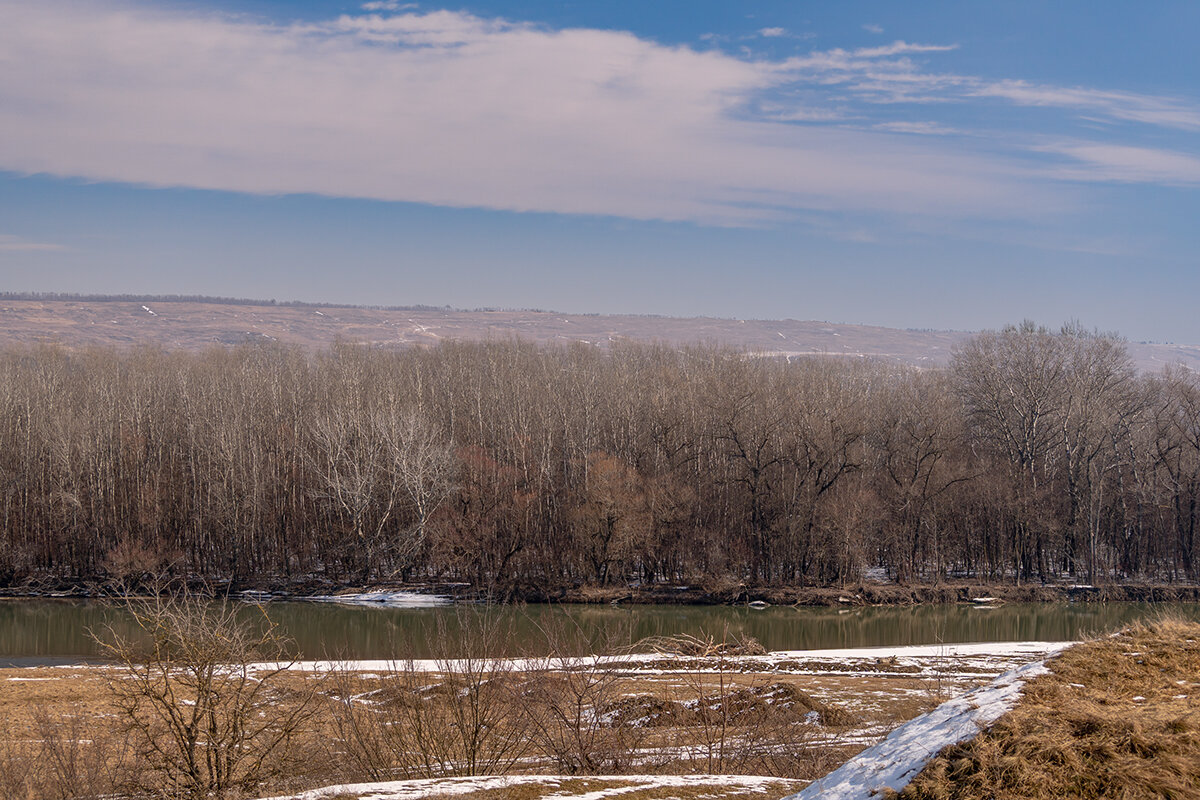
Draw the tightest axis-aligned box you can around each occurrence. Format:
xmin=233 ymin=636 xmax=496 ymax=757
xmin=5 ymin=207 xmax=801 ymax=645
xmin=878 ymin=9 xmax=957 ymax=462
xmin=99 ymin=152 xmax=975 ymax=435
xmin=97 ymin=593 xmax=318 ymax=800
xmin=645 ymin=630 xmax=854 ymax=779
xmin=521 ymin=662 xmax=646 ymax=775
xmin=521 ymin=615 xmax=647 ymax=775
xmin=329 ymin=609 xmax=531 ymax=781
xmin=38 ymin=707 xmax=138 ymax=799
xmin=101 ymin=535 xmax=182 ymax=590
xmin=0 ymin=735 xmax=38 ymax=800
xmin=0 ymin=707 xmax=136 ymax=800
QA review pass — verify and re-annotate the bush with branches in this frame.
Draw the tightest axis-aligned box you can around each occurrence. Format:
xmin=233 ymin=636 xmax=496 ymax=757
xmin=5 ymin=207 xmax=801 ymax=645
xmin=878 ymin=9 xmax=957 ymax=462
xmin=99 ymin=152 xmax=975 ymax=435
xmin=98 ymin=594 xmax=318 ymax=799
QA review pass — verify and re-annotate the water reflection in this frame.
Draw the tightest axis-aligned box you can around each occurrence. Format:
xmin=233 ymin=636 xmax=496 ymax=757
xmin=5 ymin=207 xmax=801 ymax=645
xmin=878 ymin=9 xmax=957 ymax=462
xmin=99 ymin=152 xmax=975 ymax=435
xmin=2 ymin=599 xmax=1197 ymax=665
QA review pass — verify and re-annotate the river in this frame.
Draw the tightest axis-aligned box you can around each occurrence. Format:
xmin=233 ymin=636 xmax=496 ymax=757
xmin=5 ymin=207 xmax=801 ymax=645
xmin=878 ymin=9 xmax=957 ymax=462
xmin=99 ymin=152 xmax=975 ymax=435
xmin=3 ymin=599 xmax=1199 ymax=666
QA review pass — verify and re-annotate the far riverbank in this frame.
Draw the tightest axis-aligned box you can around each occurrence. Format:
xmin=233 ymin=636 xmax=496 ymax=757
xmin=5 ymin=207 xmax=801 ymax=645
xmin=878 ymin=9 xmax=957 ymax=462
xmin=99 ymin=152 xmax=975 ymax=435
xmin=5 ymin=579 xmax=1200 ymax=607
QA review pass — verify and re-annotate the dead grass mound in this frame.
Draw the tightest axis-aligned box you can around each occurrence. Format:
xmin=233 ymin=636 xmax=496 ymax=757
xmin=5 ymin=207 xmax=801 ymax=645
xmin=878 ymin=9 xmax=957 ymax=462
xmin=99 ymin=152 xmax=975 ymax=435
xmin=602 ymin=681 xmax=854 ymax=731
xmin=898 ymin=615 xmax=1200 ymax=800
xmin=637 ymin=632 xmax=767 ymax=657
xmin=604 ymin=694 xmax=694 ymax=728
xmin=746 ymin=682 xmax=857 ymax=727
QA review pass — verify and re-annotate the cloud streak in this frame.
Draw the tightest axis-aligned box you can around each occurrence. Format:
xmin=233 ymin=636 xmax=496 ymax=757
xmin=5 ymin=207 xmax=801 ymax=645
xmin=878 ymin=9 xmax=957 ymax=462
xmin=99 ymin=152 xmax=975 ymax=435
xmin=774 ymin=42 xmax=1200 ymax=132
xmin=1043 ymin=143 xmax=1200 ymax=185
xmin=0 ymin=234 xmax=66 ymax=252
xmin=972 ymin=81 xmax=1200 ymax=131
xmin=873 ymin=121 xmax=963 ymax=136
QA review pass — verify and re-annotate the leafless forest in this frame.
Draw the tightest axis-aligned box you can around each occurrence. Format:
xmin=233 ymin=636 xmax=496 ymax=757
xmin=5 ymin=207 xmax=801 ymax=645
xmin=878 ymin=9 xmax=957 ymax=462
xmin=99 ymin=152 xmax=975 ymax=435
xmin=1 ymin=321 xmax=1198 ymax=594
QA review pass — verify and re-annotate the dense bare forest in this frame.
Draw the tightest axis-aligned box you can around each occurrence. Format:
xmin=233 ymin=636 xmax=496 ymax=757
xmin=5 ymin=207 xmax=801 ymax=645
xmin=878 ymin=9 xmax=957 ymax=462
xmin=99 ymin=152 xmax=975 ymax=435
xmin=1 ymin=321 xmax=1198 ymax=595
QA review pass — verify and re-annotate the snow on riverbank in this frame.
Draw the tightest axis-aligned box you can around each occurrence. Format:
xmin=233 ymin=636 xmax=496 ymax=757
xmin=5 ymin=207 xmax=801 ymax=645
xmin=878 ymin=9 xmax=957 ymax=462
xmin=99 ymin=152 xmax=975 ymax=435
xmin=258 ymin=773 xmax=801 ymax=800
xmin=767 ymin=641 xmax=1064 ymax=662
xmin=780 ymin=654 xmax=1065 ymax=800
xmin=755 ymin=640 xmax=1070 ymax=678
xmin=248 ymin=639 xmax=1071 ymax=677
xmin=305 ymin=591 xmax=452 ymax=608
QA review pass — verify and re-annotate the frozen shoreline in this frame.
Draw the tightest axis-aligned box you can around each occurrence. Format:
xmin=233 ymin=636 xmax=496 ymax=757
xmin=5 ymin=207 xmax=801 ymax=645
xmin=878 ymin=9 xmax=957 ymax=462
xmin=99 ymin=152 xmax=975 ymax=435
xmin=244 ymin=639 xmax=1072 ymax=676
xmin=258 ymin=774 xmax=803 ymax=800
xmin=303 ymin=590 xmax=453 ymax=608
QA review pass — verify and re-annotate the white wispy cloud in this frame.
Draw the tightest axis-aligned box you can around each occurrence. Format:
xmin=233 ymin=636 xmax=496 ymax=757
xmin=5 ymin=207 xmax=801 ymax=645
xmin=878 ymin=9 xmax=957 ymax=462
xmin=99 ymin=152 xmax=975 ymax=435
xmin=770 ymin=42 xmax=970 ymax=103
xmin=778 ymin=40 xmax=960 ymax=72
xmin=759 ymin=27 xmax=787 ymax=38
xmin=361 ymin=1 xmax=418 ymax=11
xmin=772 ymin=42 xmax=1200 ymax=132
xmin=874 ymin=121 xmax=962 ymax=135
xmin=0 ymin=1 xmax=1040 ymax=225
xmin=973 ymin=81 xmax=1200 ymax=131
xmin=0 ymin=234 xmax=66 ymax=252
xmin=1042 ymin=143 xmax=1200 ymax=185
xmin=863 ymin=23 xmax=884 ymax=34
xmin=761 ymin=105 xmax=847 ymax=123
xmin=853 ymin=41 xmax=959 ymax=58
xmin=1 ymin=1 xmax=1195 ymax=227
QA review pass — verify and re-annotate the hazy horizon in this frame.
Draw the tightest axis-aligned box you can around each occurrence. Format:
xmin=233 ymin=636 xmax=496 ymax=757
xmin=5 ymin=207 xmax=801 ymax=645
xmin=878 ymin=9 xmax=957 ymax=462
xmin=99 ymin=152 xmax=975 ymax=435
xmin=2 ymin=291 xmax=1192 ymax=345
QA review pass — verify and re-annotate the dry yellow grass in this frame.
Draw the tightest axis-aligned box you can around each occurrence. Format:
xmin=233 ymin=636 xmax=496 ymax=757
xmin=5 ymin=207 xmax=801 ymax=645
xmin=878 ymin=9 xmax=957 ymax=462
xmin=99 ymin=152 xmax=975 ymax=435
xmin=0 ymin=641 xmax=1002 ymax=800
xmin=0 ymin=660 xmax=941 ymax=798
xmin=898 ymin=616 xmax=1200 ymax=800
xmin=0 ymin=669 xmax=114 ymax=736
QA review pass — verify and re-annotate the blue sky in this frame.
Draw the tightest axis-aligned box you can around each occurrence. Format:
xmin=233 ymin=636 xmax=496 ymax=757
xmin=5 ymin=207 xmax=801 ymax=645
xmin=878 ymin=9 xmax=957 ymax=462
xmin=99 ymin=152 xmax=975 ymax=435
xmin=2 ymin=1 xmax=1199 ymax=342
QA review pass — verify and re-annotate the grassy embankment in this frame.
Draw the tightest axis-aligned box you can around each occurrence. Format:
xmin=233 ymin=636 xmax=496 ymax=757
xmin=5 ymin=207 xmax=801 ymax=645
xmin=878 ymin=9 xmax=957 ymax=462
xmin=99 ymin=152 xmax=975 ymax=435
xmin=898 ymin=617 xmax=1200 ymax=800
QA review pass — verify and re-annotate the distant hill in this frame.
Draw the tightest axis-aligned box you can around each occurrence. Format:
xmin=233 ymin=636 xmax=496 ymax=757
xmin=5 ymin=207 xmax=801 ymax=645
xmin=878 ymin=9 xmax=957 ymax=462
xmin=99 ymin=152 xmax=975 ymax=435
xmin=1 ymin=295 xmax=1196 ymax=372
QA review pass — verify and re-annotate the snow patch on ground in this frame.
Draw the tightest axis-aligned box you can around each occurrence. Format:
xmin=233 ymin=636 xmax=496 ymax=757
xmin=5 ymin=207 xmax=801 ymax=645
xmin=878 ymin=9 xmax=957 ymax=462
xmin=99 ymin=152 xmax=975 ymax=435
xmin=258 ymin=773 xmax=795 ymax=800
xmin=780 ymin=655 xmax=1064 ymax=800
xmin=767 ymin=641 xmax=1066 ymax=661
xmin=247 ymin=640 xmax=1071 ymax=676
xmin=306 ymin=591 xmax=452 ymax=608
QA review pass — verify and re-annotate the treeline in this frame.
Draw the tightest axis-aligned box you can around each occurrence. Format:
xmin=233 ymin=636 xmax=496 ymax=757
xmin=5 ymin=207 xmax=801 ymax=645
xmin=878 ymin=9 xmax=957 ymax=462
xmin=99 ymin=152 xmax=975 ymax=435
xmin=1 ymin=322 xmax=1198 ymax=594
